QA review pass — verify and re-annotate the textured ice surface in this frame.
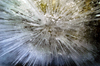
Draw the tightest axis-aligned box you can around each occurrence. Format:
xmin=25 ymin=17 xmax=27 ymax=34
xmin=0 ymin=0 xmax=100 ymax=66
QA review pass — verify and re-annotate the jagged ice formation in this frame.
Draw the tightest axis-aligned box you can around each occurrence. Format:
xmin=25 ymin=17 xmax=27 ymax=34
xmin=0 ymin=0 xmax=100 ymax=66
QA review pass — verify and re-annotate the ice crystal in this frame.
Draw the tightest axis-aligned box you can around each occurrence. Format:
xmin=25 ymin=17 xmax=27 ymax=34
xmin=0 ymin=0 xmax=100 ymax=66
